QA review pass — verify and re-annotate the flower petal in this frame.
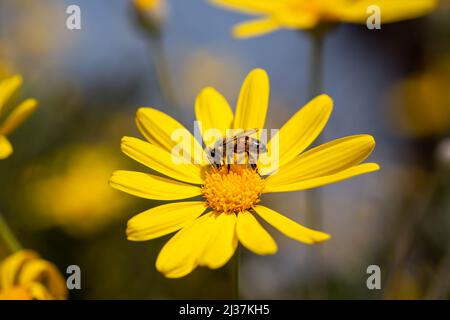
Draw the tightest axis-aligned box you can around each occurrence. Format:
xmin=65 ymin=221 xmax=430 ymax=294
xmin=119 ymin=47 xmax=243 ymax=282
xmin=273 ymin=11 xmax=318 ymax=29
xmin=121 ymin=136 xmax=204 ymax=184
xmin=233 ymin=69 xmax=269 ymax=130
xmin=209 ymin=0 xmax=285 ymax=15
xmin=0 ymin=75 xmax=22 ymax=113
xmin=232 ymin=18 xmax=280 ymax=38
xmin=110 ymin=170 xmax=202 ymax=200
xmin=0 ymin=135 xmax=13 ymax=159
xmin=236 ymin=211 xmax=277 ymax=255
xmin=0 ymin=99 xmax=38 ymax=136
xmin=156 ymin=213 xmax=217 ymax=278
xmin=27 ymin=282 xmax=54 ymax=300
xmin=254 ymin=205 xmax=330 ymax=244
xmin=261 ymin=94 xmax=333 ymax=175
xmin=265 ymin=135 xmax=376 ymax=188
xmin=198 ymin=213 xmax=238 ymax=269
xmin=0 ymin=250 xmax=39 ymax=289
xmin=195 ymin=87 xmax=233 ymax=145
xmin=127 ymin=202 xmax=207 ymax=241
xmin=265 ymin=163 xmax=380 ymax=193
xmin=136 ymin=107 xmax=206 ymax=164
xmin=18 ymin=259 xmax=67 ymax=300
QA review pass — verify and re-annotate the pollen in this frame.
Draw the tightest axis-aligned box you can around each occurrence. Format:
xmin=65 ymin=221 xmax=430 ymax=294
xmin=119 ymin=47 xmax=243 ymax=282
xmin=201 ymin=165 xmax=265 ymax=214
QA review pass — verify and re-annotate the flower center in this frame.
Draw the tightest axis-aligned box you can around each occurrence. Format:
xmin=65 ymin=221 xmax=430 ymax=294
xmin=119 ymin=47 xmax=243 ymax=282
xmin=202 ymin=165 xmax=265 ymax=214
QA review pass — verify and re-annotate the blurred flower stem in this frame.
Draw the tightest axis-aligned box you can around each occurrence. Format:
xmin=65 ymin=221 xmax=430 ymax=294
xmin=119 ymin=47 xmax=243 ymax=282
xmin=147 ymin=35 xmax=179 ymax=109
xmin=232 ymin=246 xmax=240 ymax=300
xmin=307 ymin=30 xmax=325 ymax=101
xmin=305 ymin=29 xmax=325 ymax=232
xmin=0 ymin=212 xmax=22 ymax=253
xmin=133 ymin=2 xmax=179 ymax=110
xmin=303 ymin=27 xmax=328 ymax=298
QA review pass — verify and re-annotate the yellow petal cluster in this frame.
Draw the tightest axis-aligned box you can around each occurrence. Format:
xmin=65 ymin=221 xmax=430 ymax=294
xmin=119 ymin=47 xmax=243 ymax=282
xmin=209 ymin=0 xmax=438 ymax=38
xmin=0 ymin=250 xmax=67 ymax=300
xmin=0 ymin=75 xmax=38 ymax=159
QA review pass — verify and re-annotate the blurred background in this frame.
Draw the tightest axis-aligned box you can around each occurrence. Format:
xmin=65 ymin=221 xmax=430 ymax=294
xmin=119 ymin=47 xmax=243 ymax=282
xmin=0 ymin=0 xmax=449 ymax=299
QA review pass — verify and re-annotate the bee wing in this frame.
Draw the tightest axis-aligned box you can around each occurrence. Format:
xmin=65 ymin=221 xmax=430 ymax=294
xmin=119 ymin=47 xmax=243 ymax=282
xmin=224 ymin=129 xmax=258 ymax=141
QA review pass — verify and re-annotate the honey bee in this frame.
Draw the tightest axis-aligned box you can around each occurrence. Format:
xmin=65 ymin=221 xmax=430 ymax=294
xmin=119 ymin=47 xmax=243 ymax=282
xmin=206 ymin=129 xmax=267 ymax=170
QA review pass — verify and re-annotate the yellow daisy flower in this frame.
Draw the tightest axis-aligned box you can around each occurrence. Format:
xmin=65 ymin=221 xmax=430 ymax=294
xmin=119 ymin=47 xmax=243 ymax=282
xmin=0 ymin=75 xmax=38 ymax=159
xmin=132 ymin=0 xmax=166 ymax=33
xmin=28 ymin=145 xmax=132 ymax=236
xmin=110 ymin=68 xmax=379 ymax=278
xmin=0 ymin=250 xmax=67 ymax=300
xmin=134 ymin=0 xmax=161 ymax=11
xmin=209 ymin=0 xmax=438 ymax=38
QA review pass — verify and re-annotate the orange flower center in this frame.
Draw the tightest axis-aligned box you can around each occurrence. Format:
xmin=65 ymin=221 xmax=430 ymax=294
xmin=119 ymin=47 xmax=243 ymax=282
xmin=202 ymin=165 xmax=265 ymax=214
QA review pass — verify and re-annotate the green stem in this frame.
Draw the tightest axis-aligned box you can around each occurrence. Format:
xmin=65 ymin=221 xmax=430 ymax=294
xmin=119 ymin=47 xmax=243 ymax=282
xmin=307 ymin=31 xmax=325 ymax=100
xmin=305 ymin=30 xmax=326 ymax=231
xmin=303 ymin=29 xmax=327 ymax=299
xmin=0 ymin=213 xmax=22 ymax=253
xmin=149 ymin=35 xmax=179 ymax=109
xmin=232 ymin=246 xmax=240 ymax=300
xmin=133 ymin=6 xmax=178 ymax=110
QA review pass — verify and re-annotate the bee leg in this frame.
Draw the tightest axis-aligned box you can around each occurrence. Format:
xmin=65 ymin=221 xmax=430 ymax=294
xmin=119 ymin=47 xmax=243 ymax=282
xmin=226 ymin=152 xmax=232 ymax=172
xmin=248 ymin=154 xmax=258 ymax=171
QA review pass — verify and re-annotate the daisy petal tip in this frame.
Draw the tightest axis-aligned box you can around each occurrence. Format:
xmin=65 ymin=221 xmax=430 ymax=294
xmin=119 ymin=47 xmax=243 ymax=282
xmin=120 ymin=135 xmax=130 ymax=143
xmin=314 ymin=232 xmax=331 ymax=243
xmin=162 ymin=270 xmax=191 ymax=279
xmin=120 ymin=136 xmax=140 ymax=147
xmin=26 ymin=98 xmax=39 ymax=109
xmin=232 ymin=28 xmax=255 ymax=39
xmin=250 ymin=67 xmax=269 ymax=79
xmin=261 ymin=242 xmax=278 ymax=255
xmin=315 ymin=94 xmax=334 ymax=110
xmin=268 ymin=244 xmax=278 ymax=255
xmin=197 ymin=86 xmax=218 ymax=98
xmin=125 ymin=224 xmax=146 ymax=242
xmin=136 ymin=106 xmax=155 ymax=117
xmin=125 ymin=235 xmax=141 ymax=242
xmin=10 ymin=74 xmax=23 ymax=86
xmin=155 ymin=261 xmax=193 ymax=279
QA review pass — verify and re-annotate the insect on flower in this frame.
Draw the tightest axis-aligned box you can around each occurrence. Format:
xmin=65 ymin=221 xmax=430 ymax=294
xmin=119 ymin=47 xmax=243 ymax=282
xmin=109 ymin=68 xmax=380 ymax=279
xmin=205 ymin=129 xmax=268 ymax=170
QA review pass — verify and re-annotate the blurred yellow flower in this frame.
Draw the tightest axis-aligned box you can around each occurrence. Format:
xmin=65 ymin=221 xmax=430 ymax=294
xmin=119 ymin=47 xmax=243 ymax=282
xmin=389 ymin=57 xmax=450 ymax=137
xmin=134 ymin=0 xmax=161 ymax=11
xmin=132 ymin=0 xmax=166 ymax=33
xmin=28 ymin=146 xmax=131 ymax=236
xmin=0 ymin=75 xmax=38 ymax=159
xmin=210 ymin=0 xmax=438 ymax=38
xmin=0 ymin=250 xmax=67 ymax=300
xmin=110 ymin=68 xmax=379 ymax=278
